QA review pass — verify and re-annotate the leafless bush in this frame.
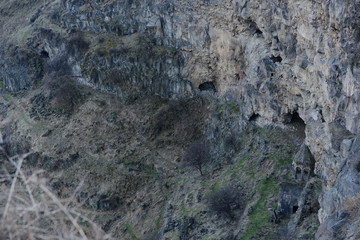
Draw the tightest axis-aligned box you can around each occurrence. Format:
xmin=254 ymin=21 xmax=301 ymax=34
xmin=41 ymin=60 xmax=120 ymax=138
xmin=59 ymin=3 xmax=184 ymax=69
xmin=42 ymin=73 xmax=81 ymax=110
xmin=105 ymin=69 xmax=128 ymax=87
xmin=207 ymin=186 xmax=243 ymax=219
xmin=0 ymin=148 xmax=112 ymax=239
xmin=95 ymin=49 xmax=107 ymax=57
xmin=44 ymin=56 xmax=71 ymax=76
xmin=224 ymin=133 xmax=239 ymax=151
xmin=143 ymin=230 xmax=161 ymax=240
xmin=54 ymin=78 xmax=81 ymax=107
xmin=109 ymin=48 xmax=129 ymax=55
xmin=69 ymin=35 xmax=90 ymax=53
xmin=48 ymin=7 xmax=61 ymax=21
xmin=43 ymin=56 xmax=81 ymax=110
xmin=343 ymin=193 xmax=360 ymax=218
xmin=152 ymin=100 xmax=189 ymax=134
xmin=182 ymin=140 xmax=210 ymax=176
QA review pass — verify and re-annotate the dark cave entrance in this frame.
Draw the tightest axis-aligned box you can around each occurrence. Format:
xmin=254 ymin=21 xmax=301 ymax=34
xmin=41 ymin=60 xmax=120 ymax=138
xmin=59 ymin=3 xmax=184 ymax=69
xmin=289 ymin=112 xmax=305 ymax=125
xmin=40 ymin=50 xmax=49 ymax=58
xmin=284 ymin=111 xmax=306 ymax=140
xmin=270 ymin=55 xmax=282 ymax=63
xmin=356 ymin=161 xmax=360 ymax=172
xmin=199 ymin=82 xmax=216 ymax=92
xmin=247 ymin=20 xmax=263 ymax=36
xmin=292 ymin=205 xmax=299 ymax=214
xmin=249 ymin=113 xmax=260 ymax=121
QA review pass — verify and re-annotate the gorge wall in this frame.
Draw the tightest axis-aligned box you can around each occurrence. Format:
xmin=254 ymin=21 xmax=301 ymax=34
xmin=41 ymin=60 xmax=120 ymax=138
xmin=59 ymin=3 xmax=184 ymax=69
xmin=0 ymin=0 xmax=360 ymax=239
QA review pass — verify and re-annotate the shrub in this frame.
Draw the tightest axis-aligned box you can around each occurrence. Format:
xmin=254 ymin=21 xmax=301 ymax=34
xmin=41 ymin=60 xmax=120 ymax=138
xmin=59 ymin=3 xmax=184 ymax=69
xmin=152 ymin=99 xmax=189 ymax=134
xmin=224 ymin=133 xmax=239 ymax=151
xmin=48 ymin=6 xmax=61 ymax=21
xmin=42 ymin=72 xmax=80 ymax=114
xmin=69 ymin=35 xmax=90 ymax=53
xmin=44 ymin=56 xmax=71 ymax=76
xmin=110 ymin=47 xmax=129 ymax=55
xmin=182 ymin=140 xmax=210 ymax=176
xmin=98 ymin=37 xmax=105 ymax=44
xmin=53 ymin=78 xmax=81 ymax=108
xmin=95 ymin=49 xmax=107 ymax=57
xmin=207 ymin=186 xmax=243 ymax=219
xmin=143 ymin=230 xmax=161 ymax=240
xmin=105 ymin=69 xmax=128 ymax=87
xmin=42 ymin=55 xmax=80 ymax=113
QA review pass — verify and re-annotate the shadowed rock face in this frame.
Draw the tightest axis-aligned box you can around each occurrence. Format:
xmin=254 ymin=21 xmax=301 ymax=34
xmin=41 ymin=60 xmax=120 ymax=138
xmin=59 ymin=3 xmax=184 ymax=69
xmin=278 ymin=183 xmax=304 ymax=216
xmin=56 ymin=0 xmax=360 ymax=128
xmin=0 ymin=0 xmax=360 ymax=238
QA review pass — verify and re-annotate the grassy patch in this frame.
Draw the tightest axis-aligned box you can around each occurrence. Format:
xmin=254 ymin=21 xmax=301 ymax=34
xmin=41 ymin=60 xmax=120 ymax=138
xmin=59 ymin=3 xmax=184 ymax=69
xmin=155 ymin=203 xmax=167 ymax=229
xmin=0 ymin=82 xmax=3 ymax=89
xmin=201 ymin=233 xmax=210 ymax=240
xmin=13 ymin=25 xmax=33 ymax=44
xmin=218 ymin=102 xmax=240 ymax=114
xmin=2 ymin=92 xmax=13 ymax=102
xmin=241 ymin=177 xmax=279 ymax=240
xmin=178 ymin=198 xmax=190 ymax=216
xmin=116 ymin=222 xmax=140 ymax=240
xmin=19 ymin=111 xmax=50 ymax=132
xmin=202 ymin=181 xmax=221 ymax=199
xmin=274 ymin=150 xmax=293 ymax=168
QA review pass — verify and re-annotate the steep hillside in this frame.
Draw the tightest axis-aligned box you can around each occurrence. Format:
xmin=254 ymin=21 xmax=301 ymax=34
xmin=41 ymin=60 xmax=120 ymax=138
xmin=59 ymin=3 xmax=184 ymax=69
xmin=0 ymin=0 xmax=360 ymax=239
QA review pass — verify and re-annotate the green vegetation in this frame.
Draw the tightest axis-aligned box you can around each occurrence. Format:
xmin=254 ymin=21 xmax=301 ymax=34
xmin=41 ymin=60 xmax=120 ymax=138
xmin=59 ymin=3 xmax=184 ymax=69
xmin=155 ymin=204 xmax=167 ymax=229
xmin=0 ymin=82 xmax=4 ymax=89
xmin=19 ymin=111 xmax=50 ymax=132
xmin=116 ymin=222 xmax=140 ymax=240
xmin=241 ymin=177 xmax=278 ymax=240
xmin=13 ymin=25 xmax=33 ymax=44
xmin=2 ymin=92 xmax=13 ymax=102
xmin=207 ymin=186 xmax=244 ymax=219
xmin=218 ymin=101 xmax=240 ymax=114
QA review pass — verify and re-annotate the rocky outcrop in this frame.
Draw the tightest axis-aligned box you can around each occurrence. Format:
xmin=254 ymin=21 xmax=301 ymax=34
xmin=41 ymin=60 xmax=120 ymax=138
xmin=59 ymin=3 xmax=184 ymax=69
xmin=0 ymin=46 xmax=42 ymax=92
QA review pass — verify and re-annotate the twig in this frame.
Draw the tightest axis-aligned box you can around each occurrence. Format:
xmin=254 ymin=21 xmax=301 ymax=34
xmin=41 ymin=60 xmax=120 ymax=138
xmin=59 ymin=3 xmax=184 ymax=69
xmin=2 ymin=154 xmax=25 ymax=222
xmin=67 ymin=173 xmax=88 ymax=208
xmin=40 ymin=184 xmax=88 ymax=240
xmin=18 ymin=169 xmax=39 ymax=218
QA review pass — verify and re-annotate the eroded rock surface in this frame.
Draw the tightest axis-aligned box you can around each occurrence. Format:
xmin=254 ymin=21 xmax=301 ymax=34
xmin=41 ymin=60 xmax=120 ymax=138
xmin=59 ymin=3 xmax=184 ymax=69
xmin=0 ymin=0 xmax=359 ymax=239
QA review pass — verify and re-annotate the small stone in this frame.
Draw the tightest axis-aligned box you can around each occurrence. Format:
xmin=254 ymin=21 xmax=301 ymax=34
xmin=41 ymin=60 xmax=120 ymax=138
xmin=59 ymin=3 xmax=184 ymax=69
xmin=42 ymin=129 xmax=52 ymax=137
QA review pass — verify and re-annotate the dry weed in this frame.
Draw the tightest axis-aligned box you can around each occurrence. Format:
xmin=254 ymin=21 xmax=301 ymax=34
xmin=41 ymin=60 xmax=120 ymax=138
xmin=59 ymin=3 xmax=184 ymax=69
xmin=0 ymin=147 xmax=112 ymax=240
xmin=343 ymin=193 xmax=360 ymax=218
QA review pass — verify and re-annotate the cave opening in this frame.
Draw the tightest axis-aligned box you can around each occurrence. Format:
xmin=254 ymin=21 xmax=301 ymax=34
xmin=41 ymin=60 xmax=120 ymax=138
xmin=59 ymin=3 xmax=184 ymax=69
xmin=285 ymin=111 xmax=306 ymax=139
xmin=292 ymin=205 xmax=299 ymax=214
xmin=247 ymin=20 xmax=263 ymax=36
xmin=270 ymin=55 xmax=282 ymax=63
xmin=319 ymin=109 xmax=326 ymax=123
xmin=249 ymin=113 xmax=260 ymax=121
xmin=356 ymin=161 xmax=360 ymax=173
xmin=295 ymin=167 xmax=302 ymax=180
xmin=199 ymin=82 xmax=216 ymax=92
xmin=255 ymin=28 xmax=263 ymax=35
xmin=289 ymin=112 xmax=305 ymax=124
xmin=40 ymin=50 xmax=49 ymax=58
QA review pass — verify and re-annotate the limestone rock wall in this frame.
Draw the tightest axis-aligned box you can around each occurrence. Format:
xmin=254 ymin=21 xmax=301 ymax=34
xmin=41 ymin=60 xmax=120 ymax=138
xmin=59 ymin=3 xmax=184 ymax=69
xmin=56 ymin=0 xmax=360 ymax=223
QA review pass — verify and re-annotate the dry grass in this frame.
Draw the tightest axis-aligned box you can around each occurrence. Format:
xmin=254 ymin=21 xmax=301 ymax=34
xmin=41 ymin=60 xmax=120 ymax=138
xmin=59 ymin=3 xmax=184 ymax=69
xmin=343 ymin=193 xmax=360 ymax=239
xmin=0 ymin=147 xmax=112 ymax=240
xmin=343 ymin=193 xmax=360 ymax=217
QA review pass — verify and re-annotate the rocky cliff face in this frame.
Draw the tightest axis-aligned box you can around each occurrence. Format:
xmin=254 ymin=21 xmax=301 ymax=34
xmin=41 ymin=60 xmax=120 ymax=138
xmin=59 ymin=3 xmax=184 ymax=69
xmin=1 ymin=0 xmax=360 ymax=239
